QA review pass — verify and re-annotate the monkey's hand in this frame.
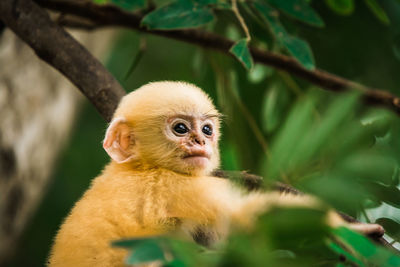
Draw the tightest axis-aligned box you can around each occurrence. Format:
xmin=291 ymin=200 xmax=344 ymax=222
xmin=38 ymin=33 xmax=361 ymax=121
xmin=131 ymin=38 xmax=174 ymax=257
xmin=327 ymin=211 xmax=385 ymax=237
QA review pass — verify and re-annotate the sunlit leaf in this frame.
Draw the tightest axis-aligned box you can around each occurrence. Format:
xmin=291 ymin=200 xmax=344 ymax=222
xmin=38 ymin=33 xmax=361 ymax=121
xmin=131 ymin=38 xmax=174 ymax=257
xmin=364 ymin=0 xmax=390 ymax=25
xmin=112 ymin=0 xmax=146 ymax=11
xmin=142 ymin=1 xmax=214 ymax=30
xmin=253 ymin=2 xmax=315 ymax=70
xmin=375 ymin=218 xmax=400 ymax=241
xmin=325 ymin=0 xmax=355 ymax=15
xmin=269 ymin=0 xmax=325 ymax=27
xmin=229 ymin=39 xmax=254 ymax=70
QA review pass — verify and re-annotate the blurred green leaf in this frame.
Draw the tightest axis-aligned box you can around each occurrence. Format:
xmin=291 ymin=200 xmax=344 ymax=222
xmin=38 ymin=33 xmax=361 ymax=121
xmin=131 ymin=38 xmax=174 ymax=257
xmin=392 ymin=166 xmax=400 ymax=186
xmin=126 ymin=240 xmax=165 ymax=265
xmin=269 ymin=0 xmax=325 ymax=27
xmin=266 ymin=95 xmax=314 ymax=179
xmin=261 ymin=81 xmax=289 ymax=133
xmin=93 ymin=0 xmax=108 ymax=4
xmin=142 ymin=1 xmax=214 ymax=30
xmin=248 ymin=64 xmax=273 ymax=83
xmin=226 ymin=25 xmax=241 ymax=41
xmin=112 ymin=238 xmax=146 ymax=248
xmin=334 ymin=227 xmax=400 ymax=266
xmin=392 ymin=34 xmax=400 ymax=61
xmin=325 ymin=0 xmax=355 ymax=15
xmin=375 ymin=218 xmax=400 ymax=241
xmin=364 ymin=0 xmax=390 ymax=25
xmin=253 ymin=2 xmax=315 ymax=70
xmin=213 ymin=1 xmax=231 ymax=9
xmin=112 ymin=0 xmax=146 ymax=10
xmin=328 ymin=241 xmax=365 ymax=267
xmin=164 ymin=259 xmax=186 ymax=267
xmin=361 ymin=109 xmax=392 ymax=138
xmin=365 ymin=182 xmax=400 ymax=208
xmin=229 ymin=39 xmax=254 ymax=70
xmin=302 ymin=175 xmax=368 ymax=213
xmin=340 ymin=151 xmax=397 ymax=185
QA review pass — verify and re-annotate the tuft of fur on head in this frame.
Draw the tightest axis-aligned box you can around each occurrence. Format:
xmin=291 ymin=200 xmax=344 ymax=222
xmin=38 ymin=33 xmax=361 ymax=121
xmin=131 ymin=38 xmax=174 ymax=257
xmin=113 ymin=81 xmax=221 ymax=176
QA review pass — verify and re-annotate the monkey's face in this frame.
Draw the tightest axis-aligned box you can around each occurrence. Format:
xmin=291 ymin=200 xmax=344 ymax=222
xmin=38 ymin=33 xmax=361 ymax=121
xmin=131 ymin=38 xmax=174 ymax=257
xmin=104 ymin=81 xmax=221 ymax=176
xmin=160 ymin=114 xmax=219 ymax=175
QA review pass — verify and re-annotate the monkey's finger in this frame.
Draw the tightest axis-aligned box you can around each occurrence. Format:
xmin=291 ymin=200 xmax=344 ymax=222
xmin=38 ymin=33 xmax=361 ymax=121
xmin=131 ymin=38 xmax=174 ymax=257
xmin=347 ymin=223 xmax=385 ymax=237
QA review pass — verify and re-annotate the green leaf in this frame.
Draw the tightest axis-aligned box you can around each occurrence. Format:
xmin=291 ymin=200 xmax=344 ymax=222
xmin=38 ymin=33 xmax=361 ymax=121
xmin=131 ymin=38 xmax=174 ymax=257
xmin=392 ymin=34 xmax=400 ymax=61
xmin=126 ymin=240 xmax=165 ymax=265
xmin=325 ymin=0 xmax=355 ymax=15
xmin=269 ymin=0 xmax=325 ymax=27
xmin=281 ymin=35 xmax=315 ymax=70
xmin=365 ymin=182 xmax=400 ymax=208
xmin=142 ymin=1 xmax=214 ymax=30
xmin=266 ymin=96 xmax=315 ymax=179
xmin=194 ymin=0 xmax=218 ymax=5
xmin=375 ymin=218 xmax=400 ymax=241
xmin=93 ymin=0 xmax=108 ymax=4
xmin=364 ymin=0 xmax=390 ymax=25
xmin=229 ymin=39 xmax=254 ymax=70
xmin=261 ymin=81 xmax=289 ymax=133
xmin=328 ymin=241 xmax=365 ymax=267
xmin=112 ymin=238 xmax=145 ymax=248
xmin=248 ymin=64 xmax=273 ymax=83
xmin=340 ymin=151 xmax=397 ymax=185
xmin=112 ymin=0 xmax=146 ymax=11
xmin=333 ymin=227 xmax=400 ymax=266
xmin=253 ymin=2 xmax=315 ymax=70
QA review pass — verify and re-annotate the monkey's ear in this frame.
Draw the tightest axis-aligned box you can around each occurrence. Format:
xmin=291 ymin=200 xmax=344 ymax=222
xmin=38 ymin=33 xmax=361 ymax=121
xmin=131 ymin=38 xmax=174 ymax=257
xmin=103 ymin=117 xmax=136 ymax=163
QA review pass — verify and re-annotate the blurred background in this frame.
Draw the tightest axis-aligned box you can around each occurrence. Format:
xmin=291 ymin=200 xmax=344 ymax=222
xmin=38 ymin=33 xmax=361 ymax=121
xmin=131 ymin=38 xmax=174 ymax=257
xmin=2 ymin=0 xmax=400 ymax=266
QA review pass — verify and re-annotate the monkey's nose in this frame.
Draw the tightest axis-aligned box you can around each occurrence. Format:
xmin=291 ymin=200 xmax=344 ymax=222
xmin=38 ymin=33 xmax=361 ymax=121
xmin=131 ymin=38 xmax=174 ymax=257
xmin=194 ymin=137 xmax=205 ymax=145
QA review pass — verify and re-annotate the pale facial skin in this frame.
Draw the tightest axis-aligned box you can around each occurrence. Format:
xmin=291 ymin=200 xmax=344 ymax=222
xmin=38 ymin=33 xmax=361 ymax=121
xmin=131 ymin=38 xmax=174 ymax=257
xmin=164 ymin=115 xmax=217 ymax=170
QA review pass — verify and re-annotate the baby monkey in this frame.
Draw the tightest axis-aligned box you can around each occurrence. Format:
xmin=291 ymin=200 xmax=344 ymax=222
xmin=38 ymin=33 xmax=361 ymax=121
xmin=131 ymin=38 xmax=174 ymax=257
xmin=49 ymin=81 xmax=383 ymax=267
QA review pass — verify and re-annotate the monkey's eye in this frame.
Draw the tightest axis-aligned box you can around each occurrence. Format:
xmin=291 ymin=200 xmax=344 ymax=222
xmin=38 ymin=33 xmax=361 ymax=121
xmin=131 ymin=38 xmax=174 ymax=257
xmin=202 ymin=124 xmax=213 ymax=136
xmin=173 ymin=123 xmax=189 ymax=135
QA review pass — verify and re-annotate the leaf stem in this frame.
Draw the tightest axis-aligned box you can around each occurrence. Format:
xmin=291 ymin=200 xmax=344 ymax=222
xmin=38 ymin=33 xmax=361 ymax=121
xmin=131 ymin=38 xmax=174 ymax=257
xmin=231 ymin=0 xmax=251 ymax=42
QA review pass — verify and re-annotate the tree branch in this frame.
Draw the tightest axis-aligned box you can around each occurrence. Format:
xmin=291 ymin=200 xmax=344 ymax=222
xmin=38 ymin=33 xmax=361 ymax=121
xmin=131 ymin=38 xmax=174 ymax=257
xmin=213 ymin=170 xmax=398 ymax=252
xmin=0 ymin=0 xmax=125 ymax=122
xmin=35 ymin=0 xmax=400 ymax=116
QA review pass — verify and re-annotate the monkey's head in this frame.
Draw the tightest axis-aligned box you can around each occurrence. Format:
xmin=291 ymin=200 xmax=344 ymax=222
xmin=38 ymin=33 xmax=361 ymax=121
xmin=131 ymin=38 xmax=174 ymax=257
xmin=103 ymin=81 xmax=221 ymax=176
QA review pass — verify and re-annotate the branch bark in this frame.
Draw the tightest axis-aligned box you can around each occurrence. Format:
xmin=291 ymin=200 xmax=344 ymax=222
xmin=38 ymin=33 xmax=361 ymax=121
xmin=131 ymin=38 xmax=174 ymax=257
xmin=35 ymin=0 xmax=400 ymax=116
xmin=0 ymin=0 xmax=125 ymax=122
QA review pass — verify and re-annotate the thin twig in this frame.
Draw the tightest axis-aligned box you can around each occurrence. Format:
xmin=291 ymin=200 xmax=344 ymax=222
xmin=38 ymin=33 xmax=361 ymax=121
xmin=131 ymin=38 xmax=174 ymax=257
xmin=231 ymin=0 xmax=251 ymax=42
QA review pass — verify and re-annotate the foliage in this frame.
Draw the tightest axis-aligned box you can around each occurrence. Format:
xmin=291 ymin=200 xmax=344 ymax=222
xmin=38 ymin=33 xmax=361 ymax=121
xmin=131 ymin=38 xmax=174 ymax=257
xmin=8 ymin=0 xmax=400 ymax=266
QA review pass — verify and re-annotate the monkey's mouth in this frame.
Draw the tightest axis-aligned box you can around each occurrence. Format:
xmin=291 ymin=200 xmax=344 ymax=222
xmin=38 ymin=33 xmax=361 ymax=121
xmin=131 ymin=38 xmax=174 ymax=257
xmin=182 ymin=152 xmax=210 ymax=167
xmin=183 ymin=151 xmax=210 ymax=159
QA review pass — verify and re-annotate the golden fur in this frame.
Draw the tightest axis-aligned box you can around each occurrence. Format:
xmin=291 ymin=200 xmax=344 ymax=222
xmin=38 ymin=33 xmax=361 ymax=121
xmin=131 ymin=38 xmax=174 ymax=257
xmin=49 ymin=81 xmax=383 ymax=267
